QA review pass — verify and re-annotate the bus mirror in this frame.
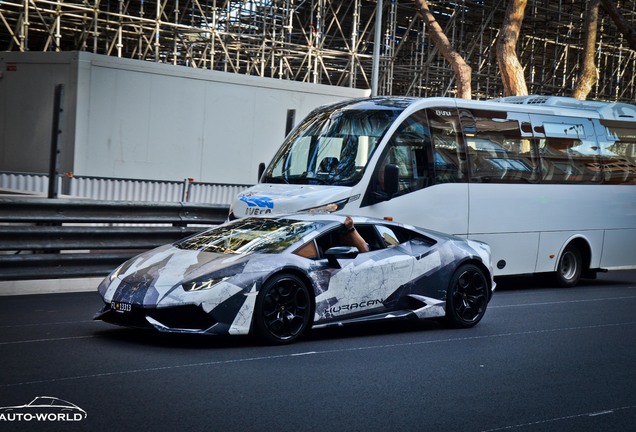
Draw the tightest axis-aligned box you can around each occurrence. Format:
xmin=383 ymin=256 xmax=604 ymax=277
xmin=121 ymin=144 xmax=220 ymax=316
xmin=384 ymin=163 xmax=400 ymax=197
xmin=258 ymin=162 xmax=266 ymax=182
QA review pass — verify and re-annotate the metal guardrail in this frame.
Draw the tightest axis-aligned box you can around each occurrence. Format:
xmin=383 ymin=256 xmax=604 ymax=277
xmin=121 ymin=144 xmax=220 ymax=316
xmin=0 ymin=197 xmax=229 ymax=281
xmin=0 ymin=170 xmax=252 ymax=204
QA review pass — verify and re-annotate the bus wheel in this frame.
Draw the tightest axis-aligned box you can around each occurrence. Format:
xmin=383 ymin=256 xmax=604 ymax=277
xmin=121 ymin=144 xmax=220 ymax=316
xmin=555 ymin=245 xmax=582 ymax=288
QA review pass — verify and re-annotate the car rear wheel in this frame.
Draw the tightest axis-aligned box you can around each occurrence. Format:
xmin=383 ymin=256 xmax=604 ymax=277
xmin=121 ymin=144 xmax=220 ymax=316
xmin=253 ymin=273 xmax=312 ymax=345
xmin=445 ymin=264 xmax=489 ymax=328
xmin=554 ymin=245 xmax=582 ymax=287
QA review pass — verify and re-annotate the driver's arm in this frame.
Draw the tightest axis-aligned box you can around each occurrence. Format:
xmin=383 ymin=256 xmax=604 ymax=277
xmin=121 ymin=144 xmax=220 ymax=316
xmin=342 ymin=216 xmax=370 ymax=252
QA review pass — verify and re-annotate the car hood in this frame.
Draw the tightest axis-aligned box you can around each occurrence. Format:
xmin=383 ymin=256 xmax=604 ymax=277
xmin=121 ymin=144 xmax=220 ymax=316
xmin=231 ymin=183 xmax=350 ymax=218
xmin=116 ymin=244 xmax=251 ymax=287
xmin=101 ymin=244 xmax=256 ymax=306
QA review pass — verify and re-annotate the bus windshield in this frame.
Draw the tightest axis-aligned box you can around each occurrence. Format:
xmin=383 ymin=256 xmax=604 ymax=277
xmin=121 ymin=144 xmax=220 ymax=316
xmin=262 ymin=107 xmax=403 ymax=186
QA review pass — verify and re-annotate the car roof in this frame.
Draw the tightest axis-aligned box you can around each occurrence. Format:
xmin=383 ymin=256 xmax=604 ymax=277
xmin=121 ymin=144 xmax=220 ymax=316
xmin=236 ymin=212 xmax=463 ymax=244
xmin=244 ymin=212 xmax=454 ymax=239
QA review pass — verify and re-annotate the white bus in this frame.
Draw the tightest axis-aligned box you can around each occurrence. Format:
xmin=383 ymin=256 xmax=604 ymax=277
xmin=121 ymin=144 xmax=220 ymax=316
xmin=229 ymin=95 xmax=636 ymax=286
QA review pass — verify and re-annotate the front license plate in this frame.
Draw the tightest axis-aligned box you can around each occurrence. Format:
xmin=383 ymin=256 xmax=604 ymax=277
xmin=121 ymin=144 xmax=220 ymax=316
xmin=111 ymin=301 xmax=132 ymax=313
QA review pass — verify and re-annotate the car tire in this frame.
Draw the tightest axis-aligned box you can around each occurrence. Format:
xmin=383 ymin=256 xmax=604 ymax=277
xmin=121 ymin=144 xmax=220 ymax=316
xmin=444 ymin=264 xmax=489 ymax=328
xmin=253 ymin=273 xmax=312 ymax=345
xmin=554 ymin=245 xmax=582 ymax=288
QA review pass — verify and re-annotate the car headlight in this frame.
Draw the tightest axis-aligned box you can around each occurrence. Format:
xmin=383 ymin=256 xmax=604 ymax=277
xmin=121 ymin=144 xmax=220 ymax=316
xmin=182 ymin=276 xmax=230 ymax=292
xmin=302 ymin=198 xmax=349 ymax=213
xmin=108 ymin=263 xmax=126 ymax=282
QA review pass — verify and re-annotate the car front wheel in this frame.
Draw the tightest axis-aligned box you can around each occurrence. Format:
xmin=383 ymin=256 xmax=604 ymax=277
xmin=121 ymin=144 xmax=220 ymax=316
xmin=253 ymin=273 xmax=312 ymax=345
xmin=445 ymin=264 xmax=489 ymax=328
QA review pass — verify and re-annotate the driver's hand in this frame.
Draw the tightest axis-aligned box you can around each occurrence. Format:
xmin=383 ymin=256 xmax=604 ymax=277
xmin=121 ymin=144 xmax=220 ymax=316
xmin=344 ymin=216 xmax=354 ymax=231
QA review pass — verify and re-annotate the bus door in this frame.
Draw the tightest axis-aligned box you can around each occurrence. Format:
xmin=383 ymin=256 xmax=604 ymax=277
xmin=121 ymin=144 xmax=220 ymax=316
xmin=359 ymin=107 xmax=469 ymax=236
xmin=591 ymin=118 xmax=636 ymax=268
xmin=458 ymin=108 xmax=540 ymax=275
xmin=528 ymin=114 xmax=606 ymax=273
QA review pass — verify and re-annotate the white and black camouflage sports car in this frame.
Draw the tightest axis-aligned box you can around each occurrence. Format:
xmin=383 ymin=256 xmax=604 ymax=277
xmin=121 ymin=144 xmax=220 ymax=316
xmin=95 ymin=214 xmax=495 ymax=344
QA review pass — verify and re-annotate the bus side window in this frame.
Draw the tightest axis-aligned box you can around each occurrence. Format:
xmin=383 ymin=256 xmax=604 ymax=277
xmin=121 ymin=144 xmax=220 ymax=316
xmin=537 ymin=121 xmax=601 ymax=184
xmin=427 ymin=108 xmax=465 ymax=183
xmin=502 ymin=137 xmax=541 ymax=183
xmin=372 ymin=111 xmax=432 ymax=200
xmin=597 ymin=119 xmax=636 ymax=184
xmin=460 ymin=109 xmax=538 ymax=183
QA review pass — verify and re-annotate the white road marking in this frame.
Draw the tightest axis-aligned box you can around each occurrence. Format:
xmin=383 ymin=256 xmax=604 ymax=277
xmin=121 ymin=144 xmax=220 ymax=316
xmin=480 ymin=405 xmax=635 ymax=432
xmin=489 ymin=295 xmax=636 ymax=309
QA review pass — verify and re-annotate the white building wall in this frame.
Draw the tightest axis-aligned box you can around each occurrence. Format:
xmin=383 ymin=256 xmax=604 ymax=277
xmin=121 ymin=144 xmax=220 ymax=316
xmin=0 ymin=53 xmax=79 ymax=177
xmin=0 ymin=52 xmax=369 ymax=185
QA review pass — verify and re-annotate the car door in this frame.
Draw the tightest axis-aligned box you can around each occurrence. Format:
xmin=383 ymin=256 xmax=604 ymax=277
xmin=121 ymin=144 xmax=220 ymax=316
xmin=314 ymin=224 xmax=415 ymax=320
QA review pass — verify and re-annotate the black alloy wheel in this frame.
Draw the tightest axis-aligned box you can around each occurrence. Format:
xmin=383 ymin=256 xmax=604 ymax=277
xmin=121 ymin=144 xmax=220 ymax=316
xmin=254 ymin=273 xmax=312 ymax=344
xmin=445 ymin=264 xmax=489 ymax=328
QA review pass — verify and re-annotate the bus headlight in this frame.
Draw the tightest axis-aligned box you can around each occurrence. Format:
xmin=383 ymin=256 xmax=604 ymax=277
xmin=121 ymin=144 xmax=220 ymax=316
xmin=302 ymin=199 xmax=349 ymax=213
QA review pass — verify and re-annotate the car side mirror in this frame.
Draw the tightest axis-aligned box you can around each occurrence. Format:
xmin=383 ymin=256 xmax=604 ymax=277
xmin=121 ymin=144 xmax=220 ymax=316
xmin=384 ymin=163 xmax=400 ymax=197
xmin=325 ymin=246 xmax=359 ymax=269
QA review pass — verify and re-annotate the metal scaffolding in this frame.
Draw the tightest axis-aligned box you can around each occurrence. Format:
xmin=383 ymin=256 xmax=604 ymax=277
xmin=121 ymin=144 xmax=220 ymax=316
xmin=1 ymin=0 xmax=635 ymax=102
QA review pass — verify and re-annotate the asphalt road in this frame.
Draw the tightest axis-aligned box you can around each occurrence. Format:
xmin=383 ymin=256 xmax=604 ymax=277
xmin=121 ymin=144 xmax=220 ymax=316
xmin=1 ymin=270 xmax=635 ymax=432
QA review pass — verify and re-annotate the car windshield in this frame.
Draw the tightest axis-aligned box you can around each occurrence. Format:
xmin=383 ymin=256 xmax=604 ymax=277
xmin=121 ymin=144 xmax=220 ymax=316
xmin=175 ymin=218 xmax=324 ymax=254
xmin=262 ymin=107 xmax=403 ymax=186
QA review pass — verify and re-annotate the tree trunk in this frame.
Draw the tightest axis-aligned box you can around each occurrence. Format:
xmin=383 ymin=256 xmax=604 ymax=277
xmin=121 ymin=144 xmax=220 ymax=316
xmin=601 ymin=0 xmax=636 ymax=51
xmin=573 ymin=0 xmax=600 ymax=100
xmin=496 ymin=0 xmax=528 ymax=96
xmin=415 ymin=0 xmax=472 ymax=99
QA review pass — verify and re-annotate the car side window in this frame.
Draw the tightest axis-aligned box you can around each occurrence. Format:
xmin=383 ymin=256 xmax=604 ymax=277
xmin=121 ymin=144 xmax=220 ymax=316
xmin=375 ymin=225 xmax=418 ymax=248
xmin=314 ymin=226 xmax=374 ymax=257
xmin=311 ymin=224 xmax=427 ymax=257
xmin=295 ymin=224 xmax=435 ymax=259
xmin=408 ymin=235 xmax=437 ymax=257
xmin=294 ymin=240 xmax=319 ymax=259
xmin=376 ymin=226 xmax=401 ymax=247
